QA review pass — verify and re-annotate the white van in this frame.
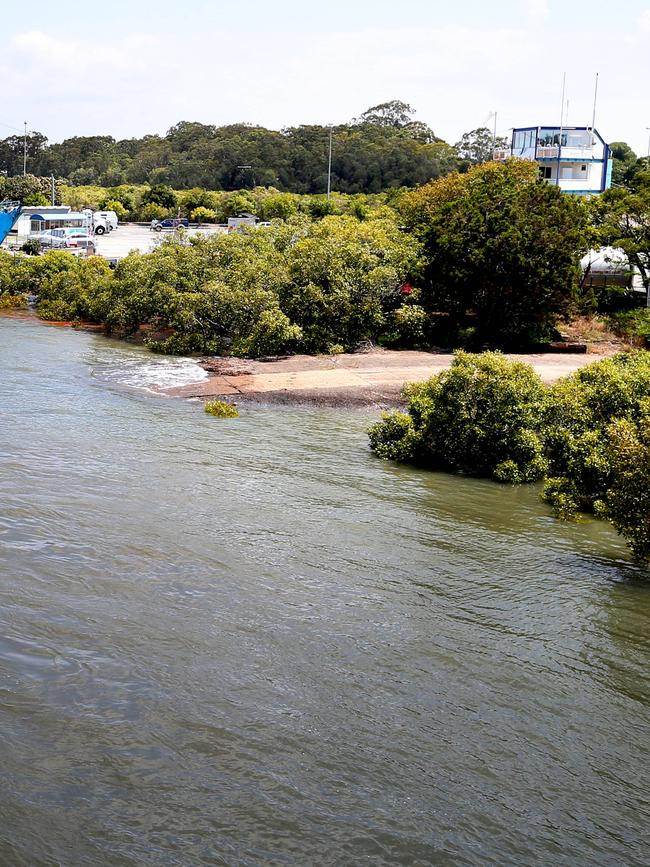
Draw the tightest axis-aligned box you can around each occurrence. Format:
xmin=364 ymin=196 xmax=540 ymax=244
xmin=82 ymin=209 xmax=117 ymax=233
xmin=94 ymin=210 xmax=119 ymax=231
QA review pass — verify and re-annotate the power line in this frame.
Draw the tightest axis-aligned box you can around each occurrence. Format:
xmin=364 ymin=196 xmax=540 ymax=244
xmin=0 ymin=120 xmax=25 ymax=134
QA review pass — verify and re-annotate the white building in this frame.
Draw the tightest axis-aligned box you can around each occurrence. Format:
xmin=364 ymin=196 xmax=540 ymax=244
xmin=12 ymin=205 xmax=72 ymax=237
xmin=494 ymin=126 xmax=612 ymax=195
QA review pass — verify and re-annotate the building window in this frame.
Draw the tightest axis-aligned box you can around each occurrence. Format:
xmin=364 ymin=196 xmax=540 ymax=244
xmin=581 ymin=164 xmax=587 ymax=171
xmin=539 ymin=166 xmax=552 ymax=179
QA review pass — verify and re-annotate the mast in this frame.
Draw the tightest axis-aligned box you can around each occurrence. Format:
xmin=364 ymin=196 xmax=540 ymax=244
xmin=590 ymin=72 xmax=599 ymax=144
xmin=556 ymin=72 xmax=566 ymax=185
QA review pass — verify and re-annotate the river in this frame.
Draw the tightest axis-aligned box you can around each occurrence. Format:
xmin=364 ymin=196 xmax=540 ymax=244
xmin=1 ymin=315 xmax=649 ymax=866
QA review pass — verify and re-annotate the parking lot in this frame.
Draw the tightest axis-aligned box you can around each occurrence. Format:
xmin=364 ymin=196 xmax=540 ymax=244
xmin=94 ymin=223 xmax=227 ymax=260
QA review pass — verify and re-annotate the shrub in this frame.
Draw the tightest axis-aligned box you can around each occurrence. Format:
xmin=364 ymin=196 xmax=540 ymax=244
xmin=606 ymin=308 xmax=650 ymax=344
xmin=369 ymin=349 xmax=650 ymax=563
xmin=21 ymin=239 xmax=42 ymax=256
xmin=190 ymin=206 xmax=217 ymax=224
xmin=0 ymin=291 xmax=27 ymax=309
xmin=140 ymin=203 xmax=171 ymax=222
xmin=36 ymin=299 xmax=77 ymax=321
xmin=369 ymin=352 xmax=548 ymax=481
xmin=385 ymin=304 xmax=429 ymax=348
xmin=101 ymin=199 xmax=128 ymax=221
xmin=204 ymin=399 xmax=239 ymax=418
xmin=602 ymin=418 xmax=650 ymax=561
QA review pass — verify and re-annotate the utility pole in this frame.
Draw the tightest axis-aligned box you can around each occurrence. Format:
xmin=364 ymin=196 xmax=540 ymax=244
xmin=327 ymin=126 xmax=333 ymax=200
xmin=23 ymin=121 xmax=27 ymax=176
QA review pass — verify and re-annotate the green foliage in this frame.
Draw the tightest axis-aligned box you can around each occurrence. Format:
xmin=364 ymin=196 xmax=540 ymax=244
xmin=402 ymin=160 xmax=589 ymax=346
xmin=609 ymin=141 xmax=637 ymax=186
xmin=19 ymin=215 xmax=418 ymax=357
xmin=605 ymin=308 xmax=650 ymax=343
xmin=279 ymin=215 xmax=419 ymax=352
xmin=260 ymin=193 xmax=298 ymax=220
xmin=21 ymin=239 xmax=42 ymax=256
xmin=541 ymin=352 xmax=650 ymax=517
xmin=142 ymin=184 xmax=177 ymax=210
xmin=602 ymin=418 xmax=650 ymax=561
xmin=1 ymin=102 xmax=458 ymax=194
xmin=0 ymin=173 xmax=63 ymax=205
xmin=102 ymin=199 xmax=128 ymax=221
xmin=369 ymin=352 xmax=549 ymax=482
xmin=0 ymin=291 xmax=27 ymax=309
xmin=384 ymin=304 xmax=429 ymax=348
xmin=221 ymin=191 xmax=257 ymax=219
xmin=190 ymin=206 xmax=217 ymax=223
xmin=370 ymin=350 xmax=650 ymax=562
xmin=140 ymin=203 xmax=171 ymax=222
xmin=591 ymin=185 xmax=650 ymax=297
xmin=204 ymin=399 xmax=239 ymax=418
xmin=454 ymin=127 xmax=509 ymax=165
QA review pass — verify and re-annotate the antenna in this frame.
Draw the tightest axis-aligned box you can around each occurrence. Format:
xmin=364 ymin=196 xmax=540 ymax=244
xmin=557 ymin=72 xmax=566 ymax=186
xmin=590 ymin=72 xmax=599 ymax=141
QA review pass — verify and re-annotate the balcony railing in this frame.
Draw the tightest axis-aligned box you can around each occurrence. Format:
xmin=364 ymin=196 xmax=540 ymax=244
xmin=492 ymin=148 xmax=510 ymax=161
xmin=537 ymin=144 xmax=595 ymax=159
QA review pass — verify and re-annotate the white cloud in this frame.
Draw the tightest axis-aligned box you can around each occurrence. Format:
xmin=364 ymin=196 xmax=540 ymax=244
xmin=525 ymin=0 xmax=550 ymax=18
xmin=0 ymin=16 xmax=648 ymax=156
xmin=639 ymin=9 xmax=650 ymax=32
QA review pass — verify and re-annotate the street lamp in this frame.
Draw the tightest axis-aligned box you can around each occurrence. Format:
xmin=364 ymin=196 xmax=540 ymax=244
xmin=646 ymin=127 xmax=650 ymax=166
xmin=327 ymin=126 xmax=333 ymax=200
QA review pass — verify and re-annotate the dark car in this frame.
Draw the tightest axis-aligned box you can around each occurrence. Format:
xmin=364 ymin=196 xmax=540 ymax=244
xmin=151 ymin=218 xmax=189 ymax=232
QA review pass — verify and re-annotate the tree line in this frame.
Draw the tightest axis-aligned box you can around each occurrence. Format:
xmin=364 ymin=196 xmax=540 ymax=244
xmin=0 ymin=101 xmax=505 ymax=193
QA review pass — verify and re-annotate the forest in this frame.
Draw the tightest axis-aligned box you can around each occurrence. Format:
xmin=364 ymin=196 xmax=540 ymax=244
xmin=0 ymin=101 xmax=501 ymax=193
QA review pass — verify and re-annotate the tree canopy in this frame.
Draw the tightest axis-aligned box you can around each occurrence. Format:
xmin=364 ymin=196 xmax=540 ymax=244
xmin=401 ymin=159 xmax=589 ymax=345
xmin=0 ymin=104 xmax=461 ymax=194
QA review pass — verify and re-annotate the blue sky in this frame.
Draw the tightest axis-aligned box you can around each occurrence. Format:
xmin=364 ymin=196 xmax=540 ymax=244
xmin=2 ymin=0 xmax=649 ymax=154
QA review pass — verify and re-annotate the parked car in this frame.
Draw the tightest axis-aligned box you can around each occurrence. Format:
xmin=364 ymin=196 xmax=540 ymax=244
xmin=151 ymin=218 xmax=189 ymax=232
xmin=31 ymin=230 xmax=67 ymax=248
xmin=65 ymin=235 xmax=96 ymax=252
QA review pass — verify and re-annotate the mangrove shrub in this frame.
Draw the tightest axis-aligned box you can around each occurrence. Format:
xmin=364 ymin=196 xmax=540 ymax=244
xmin=369 ymin=350 xmax=650 ymax=563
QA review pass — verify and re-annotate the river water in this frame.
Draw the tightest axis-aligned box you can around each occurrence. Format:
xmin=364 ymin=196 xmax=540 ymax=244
xmin=1 ymin=315 xmax=649 ymax=866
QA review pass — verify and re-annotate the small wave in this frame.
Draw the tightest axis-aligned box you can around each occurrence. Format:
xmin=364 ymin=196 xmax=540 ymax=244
xmin=89 ymin=348 xmax=208 ymax=394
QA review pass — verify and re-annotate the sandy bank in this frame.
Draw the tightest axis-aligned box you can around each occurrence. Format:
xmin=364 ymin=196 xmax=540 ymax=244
xmin=168 ymin=349 xmax=610 ymax=408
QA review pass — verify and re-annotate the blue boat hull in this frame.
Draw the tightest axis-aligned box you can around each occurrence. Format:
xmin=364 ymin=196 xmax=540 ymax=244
xmin=0 ymin=201 xmax=23 ymax=246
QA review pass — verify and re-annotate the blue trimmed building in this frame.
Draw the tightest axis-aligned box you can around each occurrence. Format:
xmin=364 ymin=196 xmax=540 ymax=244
xmin=495 ymin=126 xmax=612 ymax=195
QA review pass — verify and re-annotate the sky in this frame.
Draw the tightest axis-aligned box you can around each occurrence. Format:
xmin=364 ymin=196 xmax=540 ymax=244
xmin=1 ymin=0 xmax=650 ymax=155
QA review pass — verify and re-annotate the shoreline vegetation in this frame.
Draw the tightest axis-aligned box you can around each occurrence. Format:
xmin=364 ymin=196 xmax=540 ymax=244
xmin=2 ymin=156 xmax=649 ymax=566
xmin=369 ymin=352 xmax=650 ymax=564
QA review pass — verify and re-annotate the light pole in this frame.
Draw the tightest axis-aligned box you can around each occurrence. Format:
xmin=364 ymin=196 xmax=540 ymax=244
xmin=327 ymin=126 xmax=333 ymax=200
xmin=646 ymin=127 xmax=650 ymax=167
xmin=23 ymin=121 xmax=27 ymax=176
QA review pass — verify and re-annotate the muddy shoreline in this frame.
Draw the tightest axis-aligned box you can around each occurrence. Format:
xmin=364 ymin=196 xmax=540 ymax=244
xmin=3 ymin=310 xmax=619 ymax=408
xmin=168 ymin=348 xmax=613 ymax=408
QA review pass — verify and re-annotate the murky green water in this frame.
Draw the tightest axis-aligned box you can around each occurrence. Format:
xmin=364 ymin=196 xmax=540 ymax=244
xmin=1 ymin=316 xmax=649 ymax=866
